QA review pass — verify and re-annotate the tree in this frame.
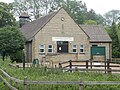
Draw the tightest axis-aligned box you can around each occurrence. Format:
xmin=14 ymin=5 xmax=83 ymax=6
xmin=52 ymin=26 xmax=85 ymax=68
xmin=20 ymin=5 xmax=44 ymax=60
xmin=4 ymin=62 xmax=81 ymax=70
xmin=0 ymin=26 xmax=25 ymax=61
xmin=12 ymin=0 xmax=88 ymax=24
xmin=49 ymin=0 xmax=88 ymax=24
xmin=12 ymin=0 xmax=56 ymax=19
xmin=0 ymin=2 xmax=16 ymax=28
xmin=87 ymin=9 xmax=97 ymax=20
xmin=109 ymin=21 xmax=120 ymax=57
xmin=84 ymin=20 xmax=97 ymax=25
xmin=104 ymin=10 xmax=120 ymax=26
xmin=64 ymin=0 xmax=88 ymax=24
xmin=10 ymin=50 xmax=24 ymax=63
xmin=12 ymin=0 xmax=104 ymax=24
xmin=86 ymin=9 xmax=104 ymax=25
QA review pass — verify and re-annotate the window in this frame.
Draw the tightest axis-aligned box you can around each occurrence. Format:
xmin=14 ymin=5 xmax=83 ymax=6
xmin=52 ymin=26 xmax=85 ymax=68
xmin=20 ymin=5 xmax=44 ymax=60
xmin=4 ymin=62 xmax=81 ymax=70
xmin=72 ymin=45 xmax=77 ymax=53
xmin=48 ymin=45 xmax=53 ymax=53
xmin=80 ymin=45 xmax=84 ymax=53
xmin=39 ymin=45 xmax=45 ymax=53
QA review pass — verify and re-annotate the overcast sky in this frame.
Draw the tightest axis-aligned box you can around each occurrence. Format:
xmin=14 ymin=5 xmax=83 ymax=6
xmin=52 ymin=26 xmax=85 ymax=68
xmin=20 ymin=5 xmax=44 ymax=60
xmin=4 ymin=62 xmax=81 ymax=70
xmin=0 ymin=0 xmax=13 ymax=3
xmin=0 ymin=0 xmax=120 ymax=15
xmin=81 ymin=0 xmax=120 ymax=15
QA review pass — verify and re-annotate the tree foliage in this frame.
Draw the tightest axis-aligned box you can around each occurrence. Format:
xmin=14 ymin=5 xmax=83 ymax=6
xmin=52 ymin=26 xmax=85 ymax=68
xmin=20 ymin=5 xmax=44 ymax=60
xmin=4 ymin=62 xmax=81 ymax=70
xmin=12 ymin=0 xmax=62 ymax=19
xmin=0 ymin=2 xmax=16 ymax=28
xmin=104 ymin=10 xmax=120 ymax=26
xmin=108 ymin=22 xmax=120 ymax=57
xmin=84 ymin=20 xmax=97 ymax=25
xmin=0 ymin=2 xmax=25 ymax=62
xmin=0 ymin=26 xmax=25 ymax=61
xmin=12 ymin=0 xmax=104 ymax=25
xmin=10 ymin=50 xmax=24 ymax=63
xmin=63 ymin=0 xmax=88 ymax=24
xmin=12 ymin=0 xmax=44 ymax=19
xmin=87 ymin=9 xmax=104 ymax=25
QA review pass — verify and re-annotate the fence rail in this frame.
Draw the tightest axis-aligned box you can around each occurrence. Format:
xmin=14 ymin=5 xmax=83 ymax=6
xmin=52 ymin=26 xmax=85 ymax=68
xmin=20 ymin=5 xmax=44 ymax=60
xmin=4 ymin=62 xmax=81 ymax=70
xmin=59 ymin=59 xmax=120 ymax=73
xmin=63 ymin=68 xmax=120 ymax=72
xmin=0 ymin=69 xmax=23 ymax=83
xmin=25 ymin=80 xmax=120 ymax=85
xmin=1 ymin=64 xmax=120 ymax=90
xmin=0 ymin=75 xmax=18 ymax=90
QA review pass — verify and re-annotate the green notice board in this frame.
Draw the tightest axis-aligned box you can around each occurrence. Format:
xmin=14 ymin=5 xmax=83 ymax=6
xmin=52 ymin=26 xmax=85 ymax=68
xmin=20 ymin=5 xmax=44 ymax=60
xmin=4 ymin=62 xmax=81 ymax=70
xmin=91 ymin=46 xmax=106 ymax=60
xmin=91 ymin=46 xmax=105 ymax=55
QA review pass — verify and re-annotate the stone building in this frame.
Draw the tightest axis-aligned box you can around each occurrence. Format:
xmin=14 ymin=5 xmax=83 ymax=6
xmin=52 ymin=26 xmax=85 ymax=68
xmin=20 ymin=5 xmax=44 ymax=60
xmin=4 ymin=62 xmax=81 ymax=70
xmin=20 ymin=8 xmax=112 ymax=66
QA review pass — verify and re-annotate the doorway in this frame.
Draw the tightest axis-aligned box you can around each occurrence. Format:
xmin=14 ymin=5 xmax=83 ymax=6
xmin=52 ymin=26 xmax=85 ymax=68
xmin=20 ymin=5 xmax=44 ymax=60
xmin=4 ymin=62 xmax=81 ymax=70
xmin=57 ymin=41 xmax=68 ymax=53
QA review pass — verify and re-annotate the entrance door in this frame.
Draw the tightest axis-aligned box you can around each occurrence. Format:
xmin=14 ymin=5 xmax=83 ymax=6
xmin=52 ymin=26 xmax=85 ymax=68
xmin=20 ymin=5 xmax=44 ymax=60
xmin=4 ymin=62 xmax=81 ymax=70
xmin=57 ymin=41 xmax=68 ymax=53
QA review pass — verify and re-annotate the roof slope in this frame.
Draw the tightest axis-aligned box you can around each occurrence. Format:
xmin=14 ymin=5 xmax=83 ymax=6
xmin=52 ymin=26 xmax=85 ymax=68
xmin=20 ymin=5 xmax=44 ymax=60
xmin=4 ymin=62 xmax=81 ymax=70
xmin=80 ymin=25 xmax=112 ymax=42
xmin=21 ymin=8 xmax=112 ymax=43
xmin=21 ymin=11 xmax=57 ymax=41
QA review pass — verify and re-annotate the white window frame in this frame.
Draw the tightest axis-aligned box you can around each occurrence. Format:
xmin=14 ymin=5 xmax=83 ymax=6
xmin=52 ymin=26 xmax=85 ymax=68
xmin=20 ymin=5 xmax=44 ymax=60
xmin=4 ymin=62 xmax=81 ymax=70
xmin=48 ymin=45 xmax=53 ymax=53
xmin=72 ymin=45 xmax=77 ymax=53
xmin=80 ymin=45 xmax=84 ymax=53
xmin=39 ymin=45 xmax=45 ymax=53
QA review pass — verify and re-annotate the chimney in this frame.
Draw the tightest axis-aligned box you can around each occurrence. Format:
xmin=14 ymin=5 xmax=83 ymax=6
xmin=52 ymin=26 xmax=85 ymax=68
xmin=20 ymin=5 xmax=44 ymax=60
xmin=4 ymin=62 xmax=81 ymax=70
xmin=19 ymin=12 xmax=30 ymax=28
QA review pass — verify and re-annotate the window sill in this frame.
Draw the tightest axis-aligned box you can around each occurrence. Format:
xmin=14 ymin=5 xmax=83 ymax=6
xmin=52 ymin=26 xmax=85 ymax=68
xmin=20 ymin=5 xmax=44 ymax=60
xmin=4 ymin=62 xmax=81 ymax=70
xmin=70 ymin=52 xmax=85 ymax=54
xmin=47 ymin=53 xmax=54 ymax=55
xmin=79 ymin=52 xmax=85 ymax=54
xmin=39 ymin=53 xmax=45 ymax=55
xmin=71 ymin=52 xmax=77 ymax=53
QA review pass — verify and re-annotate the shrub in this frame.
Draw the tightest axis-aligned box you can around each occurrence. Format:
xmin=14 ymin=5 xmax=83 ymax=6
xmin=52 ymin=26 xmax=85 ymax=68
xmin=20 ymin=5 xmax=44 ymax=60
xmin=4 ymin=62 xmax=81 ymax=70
xmin=10 ymin=50 xmax=24 ymax=63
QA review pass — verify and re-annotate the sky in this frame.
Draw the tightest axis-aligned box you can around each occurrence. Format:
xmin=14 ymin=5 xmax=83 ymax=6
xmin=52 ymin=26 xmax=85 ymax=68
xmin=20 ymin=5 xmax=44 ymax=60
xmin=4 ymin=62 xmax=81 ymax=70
xmin=81 ymin=0 xmax=120 ymax=15
xmin=0 ymin=0 xmax=13 ymax=3
xmin=0 ymin=0 xmax=120 ymax=15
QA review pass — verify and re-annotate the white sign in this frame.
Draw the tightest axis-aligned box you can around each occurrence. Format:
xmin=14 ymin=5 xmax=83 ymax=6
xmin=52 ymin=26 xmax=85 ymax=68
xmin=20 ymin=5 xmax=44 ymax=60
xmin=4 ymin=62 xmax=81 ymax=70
xmin=52 ymin=37 xmax=74 ymax=41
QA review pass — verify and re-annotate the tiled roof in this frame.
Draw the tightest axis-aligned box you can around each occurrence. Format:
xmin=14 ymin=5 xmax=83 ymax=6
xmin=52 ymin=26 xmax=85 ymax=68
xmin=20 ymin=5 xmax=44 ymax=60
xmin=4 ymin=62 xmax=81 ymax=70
xmin=20 ymin=11 xmax=57 ymax=41
xmin=20 ymin=8 xmax=112 ymax=43
xmin=80 ymin=25 xmax=112 ymax=42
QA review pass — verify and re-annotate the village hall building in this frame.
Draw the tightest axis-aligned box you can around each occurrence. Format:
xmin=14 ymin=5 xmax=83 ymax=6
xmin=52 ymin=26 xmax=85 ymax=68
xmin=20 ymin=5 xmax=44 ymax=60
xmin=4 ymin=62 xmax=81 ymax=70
xmin=20 ymin=8 xmax=112 ymax=66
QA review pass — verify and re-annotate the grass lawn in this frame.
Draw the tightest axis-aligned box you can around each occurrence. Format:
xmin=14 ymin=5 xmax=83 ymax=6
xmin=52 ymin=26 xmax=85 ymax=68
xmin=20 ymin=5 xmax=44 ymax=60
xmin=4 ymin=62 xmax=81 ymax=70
xmin=0 ymin=59 xmax=120 ymax=90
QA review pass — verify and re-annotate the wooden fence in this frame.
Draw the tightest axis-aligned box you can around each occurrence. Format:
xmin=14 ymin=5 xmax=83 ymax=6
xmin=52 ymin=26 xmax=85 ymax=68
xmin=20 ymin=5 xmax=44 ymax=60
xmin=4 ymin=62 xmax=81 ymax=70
xmin=58 ymin=59 xmax=120 ymax=73
xmin=111 ymin=58 xmax=120 ymax=64
xmin=0 ymin=69 xmax=23 ymax=90
xmin=1 ymin=66 xmax=120 ymax=90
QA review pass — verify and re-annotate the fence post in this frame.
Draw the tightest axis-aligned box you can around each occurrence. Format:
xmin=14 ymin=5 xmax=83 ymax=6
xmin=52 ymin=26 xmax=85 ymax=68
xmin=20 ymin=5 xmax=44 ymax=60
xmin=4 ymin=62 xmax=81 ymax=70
xmin=79 ymin=80 xmax=83 ymax=90
xmin=59 ymin=63 xmax=62 ymax=68
xmin=23 ymin=76 xmax=27 ymax=90
xmin=105 ymin=60 xmax=107 ymax=74
xmin=107 ymin=59 xmax=112 ymax=74
xmin=107 ymin=59 xmax=110 ymax=69
xmin=69 ymin=60 xmax=72 ymax=72
xmin=90 ymin=59 xmax=92 ymax=69
xmin=86 ymin=60 xmax=88 ymax=69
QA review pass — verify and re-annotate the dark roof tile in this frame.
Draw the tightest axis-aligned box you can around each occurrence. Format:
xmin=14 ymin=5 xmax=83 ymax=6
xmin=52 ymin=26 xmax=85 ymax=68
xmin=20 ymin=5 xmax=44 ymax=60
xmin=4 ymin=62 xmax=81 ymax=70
xmin=80 ymin=25 xmax=112 ymax=42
